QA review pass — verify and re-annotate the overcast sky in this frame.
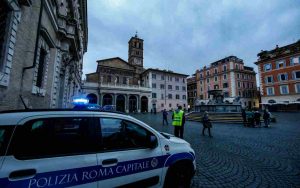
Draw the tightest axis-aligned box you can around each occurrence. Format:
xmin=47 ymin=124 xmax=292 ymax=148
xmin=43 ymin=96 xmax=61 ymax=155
xmin=83 ymin=0 xmax=300 ymax=77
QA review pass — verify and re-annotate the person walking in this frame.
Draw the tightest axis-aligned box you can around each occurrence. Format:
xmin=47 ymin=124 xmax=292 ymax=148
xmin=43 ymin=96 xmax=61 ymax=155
xmin=172 ymin=106 xmax=185 ymax=138
xmin=241 ymin=108 xmax=247 ymax=126
xmin=263 ymin=109 xmax=271 ymax=128
xmin=202 ymin=111 xmax=212 ymax=137
xmin=162 ymin=109 xmax=169 ymax=125
xmin=254 ymin=110 xmax=261 ymax=127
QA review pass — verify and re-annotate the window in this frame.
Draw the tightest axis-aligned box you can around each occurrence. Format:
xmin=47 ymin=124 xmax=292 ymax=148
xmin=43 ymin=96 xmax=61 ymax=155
xmin=276 ymin=60 xmax=286 ymax=69
xmin=278 ymin=73 xmax=288 ymax=82
xmin=161 ymin=75 xmax=165 ymax=80
xmin=36 ymin=49 xmax=47 ymax=87
xmin=152 ymin=83 xmax=156 ymax=88
xmin=152 ymin=93 xmax=157 ymax=98
xmin=295 ymin=83 xmax=300 ymax=93
xmin=175 ymin=77 xmax=179 ymax=82
xmin=264 ymin=63 xmax=272 ymax=71
xmin=123 ymin=77 xmax=127 ymax=84
xmin=238 ymin=91 xmax=241 ymax=96
xmin=176 ymin=86 xmax=179 ymax=90
xmin=235 ymin=64 xmax=239 ymax=70
xmin=243 ymin=82 xmax=245 ymax=88
xmin=214 ymin=69 xmax=217 ymax=74
xmin=152 ymin=74 xmax=156 ymax=79
xmin=160 ymin=84 xmax=165 ymax=89
xmin=161 ymin=103 xmax=164 ymax=107
xmin=182 ymin=78 xmax=185 ymax=83
xmin=182 ymin=86 xmax=186 ymax=91
xmin=223 ymin=65 xmax=227 ymax=72
xmin=238 ymin=82 xmax=241 ymax=88
xmin=176 ymin=94 xmax=180 ymax=99
xmin=168 ymin=94 xmax=172 ymax=99
xmin=223 ymin=74 xmax=227 ymax=80
xmin=169 ymin=103 xmax=172 ymax=107
xmin=214 ymin=85 xmax=219 ymax=89
xmin=237 ymin=73 xmax=240 ymax=79
xmin=208 ymin=85 xmax=210 ymax=91
xmin=265 ymin=76 xmax=273 ymax=83
xmin=266 ymin=87 xmax=274 ymax=95
xmin=292 ymin=71 xmax=300 ymax=80
xmin=207 ymin=78 xmax=210 ymax=83
xmin=206 ymin=71 xmax=210 ymax=76
xmin=168 ymin=76 xmax=172 ymax=81
xmin=223 ymin=83 xmax=228 ymax=88
xmin=200 ymin=87 xmax=203 ymax=92
xmin=290 ymin=56 xmax=300 ymax=66
xmin=214 ymin=76 xmax=218 ymax=82
xmin=200 ymin=74 xmax=203 ymax=78
xmin=200 ymin=81 xmax=203 ymax=85
xmin=0 ymin=127 xmax=13 ymax=156
xmin=280 ymin=85 xmax=289 ymax=94
xmin=100 ymin=118 xmax=154 ymax=150
xmin=161 ymin=94 xmax=164 ymax=100
xmin=10 ymin=117 xmax=94 ymax=159
xmin=0 ymin=1 xmax=9 ymax=68
xmin=168 ymin=85 xmax=172 ymax=90
xmin=182 ymin=95 xmax=186 ymax=100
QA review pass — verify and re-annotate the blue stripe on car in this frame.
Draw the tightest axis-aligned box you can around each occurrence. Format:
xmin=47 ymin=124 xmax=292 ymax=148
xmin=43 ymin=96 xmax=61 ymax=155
xmin=0 ymin=152 xmax=194 ymax=188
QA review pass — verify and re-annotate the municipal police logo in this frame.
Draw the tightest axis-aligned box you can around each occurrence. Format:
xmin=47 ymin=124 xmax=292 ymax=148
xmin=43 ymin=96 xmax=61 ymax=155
xmin=151 ymin=158 xmax=158 ymax=168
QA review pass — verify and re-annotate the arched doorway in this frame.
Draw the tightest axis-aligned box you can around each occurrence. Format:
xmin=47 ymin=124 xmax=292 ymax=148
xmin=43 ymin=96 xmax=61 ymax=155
xmin=141 ymin=96 xmax=148 ymax=112
xmin=102 ymin=94 xmax=113 ymax=106
xmin=116 ymin=95 xmax=125 ymax=112
xmin=86 ymin=93 xmax=97 ymax=104
xmin=129 ymin=95 xmax=137 ymax=113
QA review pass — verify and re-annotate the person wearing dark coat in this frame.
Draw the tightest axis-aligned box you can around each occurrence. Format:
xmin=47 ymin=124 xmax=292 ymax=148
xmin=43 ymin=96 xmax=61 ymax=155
xmin=241 ymin=109 xmax=247 ymax=126
xmin=202 ymin=111 xmax=212 ymax=137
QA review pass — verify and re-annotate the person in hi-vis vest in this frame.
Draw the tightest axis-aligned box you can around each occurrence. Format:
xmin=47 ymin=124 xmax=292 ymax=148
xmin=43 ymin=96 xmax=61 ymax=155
xmin=172 ymin=106 xmax=185 ymax=138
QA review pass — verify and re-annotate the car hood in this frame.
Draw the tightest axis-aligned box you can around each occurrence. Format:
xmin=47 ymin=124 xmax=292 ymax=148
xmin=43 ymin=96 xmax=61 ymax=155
xmin=160 ymin=132 xmax=190 ymax=145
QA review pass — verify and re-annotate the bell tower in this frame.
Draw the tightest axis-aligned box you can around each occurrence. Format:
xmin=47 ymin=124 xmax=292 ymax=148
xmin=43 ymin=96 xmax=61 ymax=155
xmin=128 ymin=32 xmax=144 ymax=71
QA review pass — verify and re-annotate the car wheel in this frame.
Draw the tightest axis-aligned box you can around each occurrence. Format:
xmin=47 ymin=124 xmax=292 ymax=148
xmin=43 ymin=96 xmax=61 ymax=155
xmin=164 ymin=162 xmax=193 ymax=188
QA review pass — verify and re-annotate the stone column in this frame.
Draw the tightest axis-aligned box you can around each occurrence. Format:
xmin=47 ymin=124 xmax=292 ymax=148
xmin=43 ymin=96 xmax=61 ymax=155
xmin=137 ymin=95 xmax=141 ymax=113
xmin=125 ymin=94 xmax=129 ymax=113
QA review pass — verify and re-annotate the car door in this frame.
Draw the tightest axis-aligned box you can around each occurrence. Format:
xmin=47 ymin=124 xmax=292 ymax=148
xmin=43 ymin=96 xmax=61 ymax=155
xmin=95 ymin=116 xmax=164 ymax=188
xmin=0 ymin=115 xmax=98 ymax=188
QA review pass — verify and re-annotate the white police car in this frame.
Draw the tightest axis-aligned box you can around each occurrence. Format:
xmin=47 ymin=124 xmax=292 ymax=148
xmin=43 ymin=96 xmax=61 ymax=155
xmin=0 ymin=110 xmax=196 ymax=188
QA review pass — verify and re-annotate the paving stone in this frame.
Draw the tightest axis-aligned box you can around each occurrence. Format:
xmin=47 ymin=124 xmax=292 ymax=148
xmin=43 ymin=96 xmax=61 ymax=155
xmin=132 ymin=112 xmax=300 ymax=187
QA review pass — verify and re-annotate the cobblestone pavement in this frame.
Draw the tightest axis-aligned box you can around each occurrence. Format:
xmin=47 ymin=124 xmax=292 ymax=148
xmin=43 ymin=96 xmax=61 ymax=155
xmin=131 ymin=112 xmax=300 ymax=188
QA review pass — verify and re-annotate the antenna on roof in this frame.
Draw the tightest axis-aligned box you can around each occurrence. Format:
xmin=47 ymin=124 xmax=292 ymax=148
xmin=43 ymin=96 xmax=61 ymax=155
xmin=135 ymin=31 xmax=138 ymax=37
xmin=19 ymin=95 xmax=29 ymax=110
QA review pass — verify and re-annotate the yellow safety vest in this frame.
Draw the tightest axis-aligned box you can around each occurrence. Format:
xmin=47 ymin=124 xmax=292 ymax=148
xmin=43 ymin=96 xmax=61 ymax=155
xmin=172 ymin=110 xmax=184 ymax=126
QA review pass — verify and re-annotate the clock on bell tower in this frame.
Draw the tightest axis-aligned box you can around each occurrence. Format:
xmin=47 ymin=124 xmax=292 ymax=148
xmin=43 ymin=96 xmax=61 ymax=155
xmin=128 ymin=32 xmax=143 ymax=69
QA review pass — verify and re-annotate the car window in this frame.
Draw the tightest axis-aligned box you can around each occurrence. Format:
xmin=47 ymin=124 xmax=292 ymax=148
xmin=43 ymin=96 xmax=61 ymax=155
xmin=9 ymin=117 xmax=96 ymax=160
xmin=99 ymin=118 xmax=153 ymax=151
xmin=0 ymin=126 xmax=13 ymax=156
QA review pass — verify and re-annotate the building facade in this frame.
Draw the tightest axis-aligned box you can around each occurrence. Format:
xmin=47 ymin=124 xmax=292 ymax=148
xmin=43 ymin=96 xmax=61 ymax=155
xmin=255 ymin=40 xmax=300 ymax=111
xmin=142 ymin=69 xmax=188 ymax=112
xmin=83 ymin=34 xmax=188 ymax=113
xmin=0 ymin=0 xmax=88 ymax=110
xmin=187 ymin=76 xmax=197 ymax=110
xmin=195 ymin=56 xmax=258 ymax=109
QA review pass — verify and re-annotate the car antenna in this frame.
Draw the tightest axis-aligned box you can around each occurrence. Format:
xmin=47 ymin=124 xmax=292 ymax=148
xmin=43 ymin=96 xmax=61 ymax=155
xmin=19 ymin=95 xmax=29 ymax=110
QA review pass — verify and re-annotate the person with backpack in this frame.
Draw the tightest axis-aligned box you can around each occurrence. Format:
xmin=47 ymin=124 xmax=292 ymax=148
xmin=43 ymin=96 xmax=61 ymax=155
xmin=202 ymin=111 xmax=212 ymax=137
xmin=263 ymin=109 xmax=271 ymax=128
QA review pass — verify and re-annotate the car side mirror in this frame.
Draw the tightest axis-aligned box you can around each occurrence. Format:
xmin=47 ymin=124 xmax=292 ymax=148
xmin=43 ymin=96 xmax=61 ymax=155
xmin=148 ymin=135 xmax=157 ymax=149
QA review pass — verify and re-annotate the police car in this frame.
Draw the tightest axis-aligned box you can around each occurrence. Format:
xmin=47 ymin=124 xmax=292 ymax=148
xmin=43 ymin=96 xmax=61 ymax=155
xmin=0 ymin=109 xmax=196 ymax=188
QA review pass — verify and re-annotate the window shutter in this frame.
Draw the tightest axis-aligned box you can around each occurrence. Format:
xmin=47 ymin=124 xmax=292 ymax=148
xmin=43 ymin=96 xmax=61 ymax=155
xmin=292 ymin=71 xmax=295 ymax=80
xmin=285 ymin=73 xmax=288 ymax=80
xmin=276 ymin=62 xmax=279 ymax=69
xmin=277 ymin=74 xmax=280 ymax=82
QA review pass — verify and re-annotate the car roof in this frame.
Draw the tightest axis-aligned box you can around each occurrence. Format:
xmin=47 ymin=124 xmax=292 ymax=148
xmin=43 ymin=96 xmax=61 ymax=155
xmin=0 ymin=109 xmax=129 ymax=126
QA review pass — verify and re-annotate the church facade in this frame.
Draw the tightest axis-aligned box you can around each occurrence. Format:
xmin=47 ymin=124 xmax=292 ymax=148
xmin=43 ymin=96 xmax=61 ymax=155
xmin=82 ymin=34 xmax=188 ymax=113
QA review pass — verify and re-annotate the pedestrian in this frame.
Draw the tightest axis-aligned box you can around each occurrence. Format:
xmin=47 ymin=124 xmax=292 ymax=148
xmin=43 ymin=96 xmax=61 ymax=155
xmin=202 ymin=111 xmax=212 ymax=137
xmin=254 ymin=110 xmax=261 ymax=127
xmin=162 ymin=109 xmax=169 ymax=125
xmin=263 ymin=109 xmax=271 ymax=128
xmin=241 ymin=108 xmax=247 ymax=126
xmin=172 ymin=106 xmax=185 ymax=138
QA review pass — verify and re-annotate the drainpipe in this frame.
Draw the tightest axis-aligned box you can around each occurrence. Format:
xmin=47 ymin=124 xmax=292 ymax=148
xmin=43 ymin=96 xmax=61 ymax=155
xmin=20 ymin=0 xmax=44 ymax=94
